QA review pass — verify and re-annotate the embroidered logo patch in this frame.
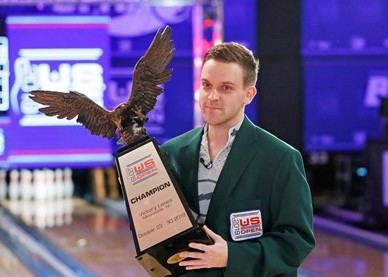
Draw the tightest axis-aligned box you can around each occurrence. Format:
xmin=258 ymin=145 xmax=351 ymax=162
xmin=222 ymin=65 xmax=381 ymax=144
xmin=230 ymin=210 xmax=263 ymax=241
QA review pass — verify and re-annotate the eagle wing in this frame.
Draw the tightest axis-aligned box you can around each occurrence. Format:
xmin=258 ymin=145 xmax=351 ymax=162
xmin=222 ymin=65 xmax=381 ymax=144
xmin=125 ymin=25 xmax=175 ymax=117
xmin=29 ymin=90 xmax=117 ymax=139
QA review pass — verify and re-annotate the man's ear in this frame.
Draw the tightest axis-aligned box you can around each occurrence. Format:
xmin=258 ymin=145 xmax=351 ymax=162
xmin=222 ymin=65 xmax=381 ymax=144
xmin=244 ymin=85 xmax=257 ymax=105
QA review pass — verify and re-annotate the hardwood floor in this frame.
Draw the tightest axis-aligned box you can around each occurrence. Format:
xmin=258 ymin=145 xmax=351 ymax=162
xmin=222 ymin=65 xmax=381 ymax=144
xmin=302 ymin=218 xmax=388 ymax=277
xmin=0 ymin=239 xmax=33 ymax=277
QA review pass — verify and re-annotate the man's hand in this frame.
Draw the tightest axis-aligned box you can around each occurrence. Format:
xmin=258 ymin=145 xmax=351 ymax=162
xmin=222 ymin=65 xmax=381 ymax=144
xmin=178 ymin=225 xmax=228 ymax=270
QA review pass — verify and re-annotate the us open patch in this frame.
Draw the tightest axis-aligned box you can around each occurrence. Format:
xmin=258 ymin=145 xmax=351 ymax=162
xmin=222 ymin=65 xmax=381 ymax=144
xmin=230 ymin=210 xmax=263 ymax=241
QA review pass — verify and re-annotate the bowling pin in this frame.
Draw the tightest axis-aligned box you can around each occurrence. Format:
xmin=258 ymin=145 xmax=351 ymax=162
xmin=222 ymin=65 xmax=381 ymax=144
xmin=20 ymin=169 xmax=33 ymax=201
xmin=63 ymin=168 xmax=74 ymax=199
xmin=44 ymin=169 xmax=56 ymax=200
xmin=54 ymin=168 xmax=65 ymax=199
xmin=8 ymin=169 xmax=20 ymax=201
xmin=33 ymin=169 xmax=47 ymax=201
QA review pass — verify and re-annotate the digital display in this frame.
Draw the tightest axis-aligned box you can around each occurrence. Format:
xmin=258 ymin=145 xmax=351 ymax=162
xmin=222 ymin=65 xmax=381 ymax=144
xmin=303 ymin=57 xmax=386 ymax=151
xmin=302 ymin=0 xmax=388 ymax=152
xmin=302 ymin=0 xmax=388 ymax=55
xmin=1 ymin=16 xmax=112 ymax=168
xmin=0 ymin=36 xmax=9 ymax=111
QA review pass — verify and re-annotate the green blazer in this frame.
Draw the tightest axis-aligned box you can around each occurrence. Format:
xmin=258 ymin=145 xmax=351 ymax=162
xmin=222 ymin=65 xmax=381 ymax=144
xmin=161 ymin=116 xmax=315 ymax=277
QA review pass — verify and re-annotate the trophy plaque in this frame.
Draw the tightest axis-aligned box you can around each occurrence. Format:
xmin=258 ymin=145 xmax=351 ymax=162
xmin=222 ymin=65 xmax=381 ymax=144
xmin=115 ymin=136 xmax=212 ymax=276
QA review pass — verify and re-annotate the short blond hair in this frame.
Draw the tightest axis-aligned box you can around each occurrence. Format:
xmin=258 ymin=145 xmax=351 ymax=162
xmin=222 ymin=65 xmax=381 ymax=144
xmin=203 ymin=42 xmax=260 ymax=87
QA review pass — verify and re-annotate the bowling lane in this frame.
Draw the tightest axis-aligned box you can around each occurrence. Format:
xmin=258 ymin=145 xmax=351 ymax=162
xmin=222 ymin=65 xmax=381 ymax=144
xmin=0 ymin=237 xmax=33 ymax=277
xmin=3 ymin=196 xmax=388 ymax=277
xmin=301 ymin=217 xmax=388 ymax=277
xmin=1 ymin=198 xmax=148 ymax=277
xmin=39 ymin=198 xmax=148 ymax=277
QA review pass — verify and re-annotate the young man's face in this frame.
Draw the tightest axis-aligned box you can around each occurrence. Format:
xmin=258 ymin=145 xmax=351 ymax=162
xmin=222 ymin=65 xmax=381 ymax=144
xmin=199 ymin=59 xmax=256 ymax=129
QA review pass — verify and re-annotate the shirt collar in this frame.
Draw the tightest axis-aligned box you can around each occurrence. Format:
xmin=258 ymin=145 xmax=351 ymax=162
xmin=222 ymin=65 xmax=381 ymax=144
xmin=201 ymin=118 xmax=244 ymax=149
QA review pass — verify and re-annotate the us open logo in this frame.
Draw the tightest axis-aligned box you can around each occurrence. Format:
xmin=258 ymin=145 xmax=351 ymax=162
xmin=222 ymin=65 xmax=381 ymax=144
xmin=230 ymin=210 xmax=263 ymax=241
xmin=126 ymin=154 xmax=158 ymax=185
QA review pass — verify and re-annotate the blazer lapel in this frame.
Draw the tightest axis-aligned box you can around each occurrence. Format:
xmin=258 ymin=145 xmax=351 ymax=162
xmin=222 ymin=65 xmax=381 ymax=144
xmin=178 ymin=127 xmax=203 ymax=212
xmin=206 ymin=117 xmax=258 ymax=222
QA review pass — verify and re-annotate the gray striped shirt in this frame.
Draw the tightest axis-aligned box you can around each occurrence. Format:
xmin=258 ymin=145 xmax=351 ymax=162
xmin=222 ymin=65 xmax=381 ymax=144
xmin=194 ymin=121 xmax=242 ymax=225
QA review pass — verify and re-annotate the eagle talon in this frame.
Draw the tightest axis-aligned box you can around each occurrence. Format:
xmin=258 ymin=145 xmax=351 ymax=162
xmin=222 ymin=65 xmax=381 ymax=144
xmin=132 ymin=106 xmax=147 ymax=124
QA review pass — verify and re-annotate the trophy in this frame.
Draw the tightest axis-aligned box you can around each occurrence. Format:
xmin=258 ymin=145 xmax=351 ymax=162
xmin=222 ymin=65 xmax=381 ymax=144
xmin=29 ymin=26 xmax=212 ymax=276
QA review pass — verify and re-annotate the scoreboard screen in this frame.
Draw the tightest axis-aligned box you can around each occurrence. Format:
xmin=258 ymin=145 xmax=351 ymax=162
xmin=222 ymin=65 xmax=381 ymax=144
xmin=0 ymin=16 xmax=112 ymax=168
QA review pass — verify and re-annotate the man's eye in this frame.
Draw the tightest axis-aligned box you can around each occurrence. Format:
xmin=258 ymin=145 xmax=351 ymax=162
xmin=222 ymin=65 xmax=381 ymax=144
xmin=221 ymin=86 xmax=232 ymax=92
xmin=202 ymin=82 xmax=211 ymax=89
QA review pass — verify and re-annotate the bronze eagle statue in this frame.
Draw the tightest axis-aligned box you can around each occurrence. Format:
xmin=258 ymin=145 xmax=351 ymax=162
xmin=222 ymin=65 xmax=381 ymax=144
xmin=29 ymin=26 xmax=175 ymax=146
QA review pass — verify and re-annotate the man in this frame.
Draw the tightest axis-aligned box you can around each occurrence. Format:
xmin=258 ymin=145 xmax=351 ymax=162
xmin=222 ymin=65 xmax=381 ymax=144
xmin=161 ymin=42 xmax=315 ymax=276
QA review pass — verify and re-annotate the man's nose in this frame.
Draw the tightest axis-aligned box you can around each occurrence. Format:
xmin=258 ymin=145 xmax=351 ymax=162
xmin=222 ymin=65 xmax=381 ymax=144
xmin=208 ymin=89 xmax=220 ymax=100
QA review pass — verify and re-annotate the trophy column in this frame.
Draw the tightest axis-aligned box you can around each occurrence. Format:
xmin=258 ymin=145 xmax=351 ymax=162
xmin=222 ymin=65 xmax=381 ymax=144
xmin=115 ymin=137 xmax=212 ymax=277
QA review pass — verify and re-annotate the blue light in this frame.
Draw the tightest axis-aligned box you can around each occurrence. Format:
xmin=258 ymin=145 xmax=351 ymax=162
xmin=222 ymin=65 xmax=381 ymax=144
xmin=356 ymin=167 xmax=368 ymax=177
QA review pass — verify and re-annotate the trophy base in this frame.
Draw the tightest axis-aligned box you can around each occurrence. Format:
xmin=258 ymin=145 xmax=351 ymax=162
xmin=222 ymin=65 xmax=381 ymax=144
xmin=136 ymin=225 xmax=212 ymax=277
